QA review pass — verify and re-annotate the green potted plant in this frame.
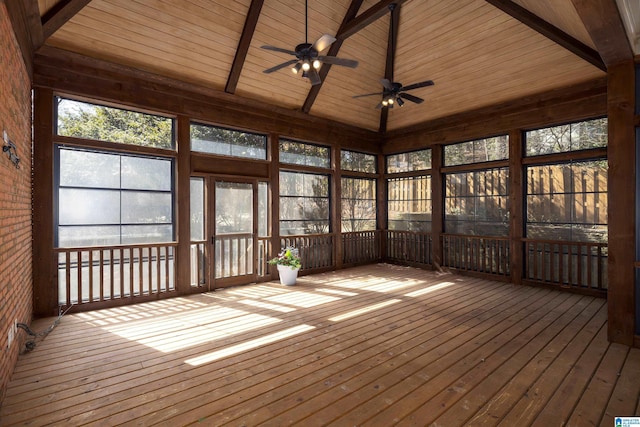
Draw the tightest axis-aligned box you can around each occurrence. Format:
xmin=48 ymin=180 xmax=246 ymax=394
xmin=268 ymin=246 xmax=301 ymax=285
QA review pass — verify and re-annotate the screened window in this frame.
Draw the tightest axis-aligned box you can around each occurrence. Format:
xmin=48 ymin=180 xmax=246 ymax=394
xmin=387 ymin=176 xmax=432 ymax=232
xmin=387 ymin=149 xmax=431 ymax=173
xmin=56 ymin=147 xmax=174 ymax=247
xmin=56 ymin=97 xmax=174 ymax=149
xmin=341 ymin=178 xmax=376 ymax=232
xmin=444 ymin=168 xmax=509 ymax=236
xmin=280 ymin=171 xmax=330 ymax=235
xmin=444 ymin=136 xmax=508 ymax=166
xmin=526 ymin=160 xmax=608 ymax=242
xmin=190 ymin=177 xmax=205 ymax=242
xmin=525 ymin=118 xmax=607 ymax=156
xmin=279 ymin=139 xmax=330 ymax=168
xmin=191 ymin=123 xmax=267 ymax=159
xmin=341 ymin=150 xmax=377 ymax=173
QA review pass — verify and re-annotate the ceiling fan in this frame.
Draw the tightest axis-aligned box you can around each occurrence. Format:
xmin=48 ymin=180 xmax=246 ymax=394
xmin=260 ymin=0 xmax=358 ymax=85
xmin=353 ymin=78 xmax=435 ymax=109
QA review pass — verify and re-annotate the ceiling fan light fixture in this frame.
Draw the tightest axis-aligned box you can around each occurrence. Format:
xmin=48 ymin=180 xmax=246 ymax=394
xmin=397 ymin=97 xmax=404 ymax=107
xmin=302 ymin=61 xmax=311 ymax=71
xmin=382 ymin=99 xmax=388 ymax=106
xmin=312 ymin=59 xmax=321 ymax=70
xmin=388 ymin=97 xmax=394 ymax=105
xmin=292 ymin=63 xmax=302 ymax=74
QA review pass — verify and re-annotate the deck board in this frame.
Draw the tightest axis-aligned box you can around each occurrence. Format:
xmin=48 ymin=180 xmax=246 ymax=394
xmin=1 ymin=264 xmax=638 ymax=426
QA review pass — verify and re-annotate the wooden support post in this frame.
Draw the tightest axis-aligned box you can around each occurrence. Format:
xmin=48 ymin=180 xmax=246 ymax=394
xmin=33 ymin=87 xmax=56 ymax=316
xmin=334 ymin=145 xmax=343 ymax=268
xmin=509 ymin=129 xmax=524 ymax=285
xmin=431 ymin=145 xmax=443 ymax=269
xmin=377 ymin=154 xmax=387 ymax=260
xmin=176 ymin=115 xmax=191 ymax=293
xmin=607 ymin=60 xmax=635 ymax=346
xmin=269 ymin=133 xmax=280 ymax=279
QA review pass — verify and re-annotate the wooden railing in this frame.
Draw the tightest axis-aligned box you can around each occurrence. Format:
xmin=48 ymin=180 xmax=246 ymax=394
xmin=342 ymin=231 xmax=381 ymax=265
xmin=214 ymin=233 xmax=253 ymax=279
xmin=191 ymin=236 xmax=270 ymax=287
xmin=442 ymin=234 xmax=510 ymax=276
xmin=55 ymin=243 xmax=177 ymax=307
xmin=524 ymin=239 xmax=608 ymax=292
xmin=280 ymin=234 xmax=334 ymax=270
xmin=386 ymin=230 xmax=432 ymax=265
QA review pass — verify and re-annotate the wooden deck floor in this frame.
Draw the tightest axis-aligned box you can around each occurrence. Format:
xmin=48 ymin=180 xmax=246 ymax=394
xmin=2 ymin=264 xmax=639 ymax=426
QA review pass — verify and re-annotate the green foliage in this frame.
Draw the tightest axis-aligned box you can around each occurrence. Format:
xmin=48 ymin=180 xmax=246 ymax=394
xmin=268 ymin=247 xmax=301 ymax=268
xmin=57 ymin=98 xmax=173 ymax=149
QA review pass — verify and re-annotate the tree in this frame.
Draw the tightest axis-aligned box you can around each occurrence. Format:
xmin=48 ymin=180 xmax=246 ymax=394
xmin=57 ymin=98 xmax=173 ymax=148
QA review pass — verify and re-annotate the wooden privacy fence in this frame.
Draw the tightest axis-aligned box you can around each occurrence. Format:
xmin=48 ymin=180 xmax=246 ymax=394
xmin=441 ymin=234 xmax=510 ymax=276
xmin=280 ymin=234 xmax=334 ymax=270
xmin=55 ymin=242 xmax=177 ymax=308
xmin=342 ymin=231 xmax=381 ymax=265
xmin=386 ymin=230 xmax=432 ymax=265
xmin=524 ymin=238 xmax=607 ymax=293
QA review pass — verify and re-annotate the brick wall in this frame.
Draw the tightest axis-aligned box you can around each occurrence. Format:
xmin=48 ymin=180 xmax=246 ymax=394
xmin=0 ymin=2 xmax=33 ymax=404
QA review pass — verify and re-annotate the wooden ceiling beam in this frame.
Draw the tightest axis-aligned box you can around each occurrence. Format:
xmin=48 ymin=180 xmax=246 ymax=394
xmin=379 ymin=3 xmax=400 ymax=134
xmin=225 ymin=0 xmax=264 ymax=94
xmin=569 ymin=0 xmax=633 ymax=67
xmin=336 ymin=0 xmax=408 ymax=40
xmin=41 ymin=0 xmax=92 ymax=41
xmin=301 ymin=0 xmax=365 ymax=113
xmin=4 ymin=0 xmax=41 ymax=75
xmin=484 ymin=0 xmax=605 ymax=71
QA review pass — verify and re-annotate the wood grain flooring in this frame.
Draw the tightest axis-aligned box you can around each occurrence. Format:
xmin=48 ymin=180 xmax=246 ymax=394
xmin=1 ymin=264 xmax=639 ymax=426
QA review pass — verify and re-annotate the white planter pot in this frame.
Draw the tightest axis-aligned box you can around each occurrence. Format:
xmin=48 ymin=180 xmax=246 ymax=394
xmin=277 ymin=264 xmax=300 ymax=286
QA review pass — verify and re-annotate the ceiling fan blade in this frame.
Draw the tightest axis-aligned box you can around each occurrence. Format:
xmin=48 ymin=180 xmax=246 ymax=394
xmin=318 ymin=56 xmax=358 ymax=68
xmin=307 ymin=68 xmax=322 ymax=85
xmin=312 ymin=34 xmax=336 ymax=53
xmin=263 ymin=59 xmax=299 ymax=74
xmin=261 ymin=45 xmax=297 ymax=55
xmin=401 ymin=80 xmax=435 ymax=91
xmin=375 ymin=102 xmax=384 ymax=110
xmin=352 ymin=92 xmax=383 ymax=99
xmin=399 ymin=93 xmax=424 ymax=104
xmin=380 ymin=79 xmax=394 ymax=91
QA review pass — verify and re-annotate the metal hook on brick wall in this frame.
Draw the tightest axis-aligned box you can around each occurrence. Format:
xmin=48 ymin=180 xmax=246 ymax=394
xmin=3 ymin=130 xmax=21 ymax=169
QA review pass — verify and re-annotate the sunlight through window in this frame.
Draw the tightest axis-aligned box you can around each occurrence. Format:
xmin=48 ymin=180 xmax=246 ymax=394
xmin=329 ymin=299 xmax=401 ymax=322
xmin=185 ymin=324 xmax=315 ymax=366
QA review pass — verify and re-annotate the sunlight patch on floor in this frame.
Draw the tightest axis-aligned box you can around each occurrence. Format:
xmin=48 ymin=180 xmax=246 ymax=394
xmin=238 ymin=298 xmax=297 ymax=313
xmin=329 ymin=299 xmax=402 ymax=322
xmin=265 ymin=291 xmax=341 ymax=308
xmin=102 ymin=306 xmax=282 ymax=352
xmin=185 ymin=324 xmax=315 ymax=366
xmin=404 ymin=281 xmax=456 ymax=297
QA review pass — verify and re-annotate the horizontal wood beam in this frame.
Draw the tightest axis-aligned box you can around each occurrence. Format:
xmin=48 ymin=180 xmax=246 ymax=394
xmin=41 ymin=0 xmax=92 ymax=41
xmin=484 ymin=0 xmax=605 ymax=71
xmin=384 ymin=77 xmax=607 ymax=152
xmin=570 ymin=0 xmax=633 ymax=67
xmin=336 ymin=0 xmax=407 ymax=40
xmin=225 ymin=0 xmax=264 ymax=94
xmin=33 ymin=46 xmax=382 ymax=151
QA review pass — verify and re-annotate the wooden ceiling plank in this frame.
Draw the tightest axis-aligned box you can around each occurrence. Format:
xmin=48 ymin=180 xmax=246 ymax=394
xmin=301 ymin=0 xmax=365 ymax=113
xmin=569 ymin=0 xmax=633 ymax=67
xmin=42 ymin=0 xmax=92 ymax=40
xmin=225 ymin=0 xmax=264 ymax=94
xmin=484 ymin=0 xmax=605 ymax=71
xmin=379 ymin=3 xmax=399 ymax=133
xmin=336 ymin=0 xmax=408 ymax=40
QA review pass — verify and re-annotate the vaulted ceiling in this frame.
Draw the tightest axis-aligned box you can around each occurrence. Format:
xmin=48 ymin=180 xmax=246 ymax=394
xmin=29 ymin=0 xmax=635 ymax=133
